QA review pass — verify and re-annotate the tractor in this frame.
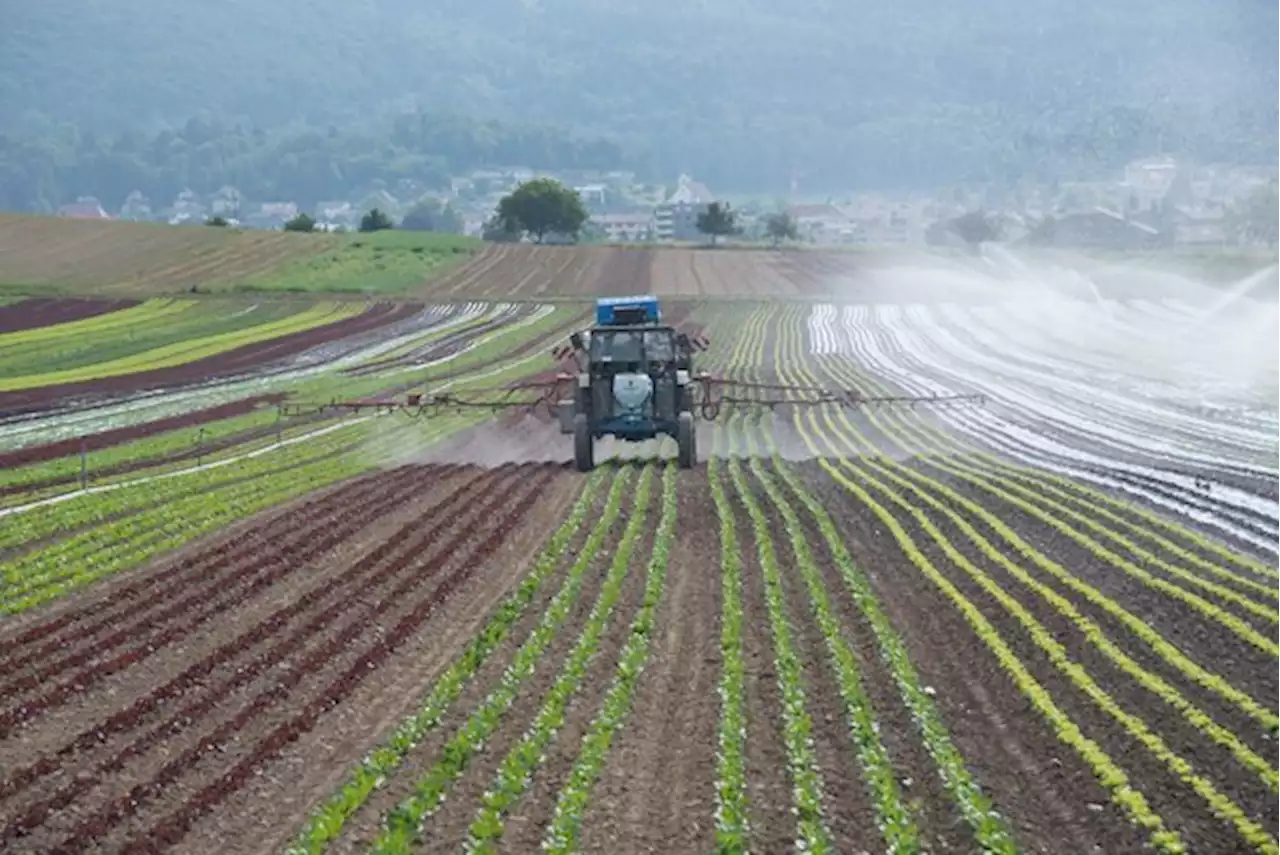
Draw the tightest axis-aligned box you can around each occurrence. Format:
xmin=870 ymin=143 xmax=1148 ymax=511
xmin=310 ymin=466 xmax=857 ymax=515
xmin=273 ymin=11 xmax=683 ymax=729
xmin=273 ymin=293 xmax=987 ymax=470
xmin=555 ymin=296 xmax=698 ymax=471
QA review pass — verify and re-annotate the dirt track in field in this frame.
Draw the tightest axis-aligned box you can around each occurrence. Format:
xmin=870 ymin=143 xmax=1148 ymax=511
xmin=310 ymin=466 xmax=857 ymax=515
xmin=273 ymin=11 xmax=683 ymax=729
xmin=0 ymin=460 xmax=579 ymax=854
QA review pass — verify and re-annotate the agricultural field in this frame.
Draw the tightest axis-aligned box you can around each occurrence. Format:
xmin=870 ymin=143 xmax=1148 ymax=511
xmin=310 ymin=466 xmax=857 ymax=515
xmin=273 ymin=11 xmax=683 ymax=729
xmin=0 ymin=215 xmax=481 ymax=297
xmin=0 ymin=246 xmax=1276 ymax=855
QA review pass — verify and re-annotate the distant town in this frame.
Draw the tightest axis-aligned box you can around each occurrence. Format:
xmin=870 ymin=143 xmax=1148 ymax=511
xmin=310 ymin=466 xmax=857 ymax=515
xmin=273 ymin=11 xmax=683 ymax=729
xmin=50 ymin=155 xmax=1279 ymax=252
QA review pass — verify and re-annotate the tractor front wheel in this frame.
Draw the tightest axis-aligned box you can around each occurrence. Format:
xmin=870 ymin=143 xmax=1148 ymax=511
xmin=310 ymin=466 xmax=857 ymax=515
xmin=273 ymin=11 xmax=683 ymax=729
xmin=574 ymin=414 xmax=594 ymax=472
xmin=677 ymin=411 xmax=696 ymax=469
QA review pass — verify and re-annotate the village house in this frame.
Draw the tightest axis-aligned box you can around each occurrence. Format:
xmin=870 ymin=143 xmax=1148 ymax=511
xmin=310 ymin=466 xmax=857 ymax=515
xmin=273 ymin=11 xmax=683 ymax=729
xmin=590 ymin=212 xmax=655 ymax=242
xmin=654 ymin=175 xmax=716 ymax=241
xmin=167 ymin=189 xmax=206 ymax=224
xmin=57 ymin=196 xmax=111 ymax=219
xmin=1045 ymin=207 xmax=1165 ymax=250
xmin=118 ymin=190 xmax=152 ymax=221
xmin=209 ymin=186 xmax=243 ymax=218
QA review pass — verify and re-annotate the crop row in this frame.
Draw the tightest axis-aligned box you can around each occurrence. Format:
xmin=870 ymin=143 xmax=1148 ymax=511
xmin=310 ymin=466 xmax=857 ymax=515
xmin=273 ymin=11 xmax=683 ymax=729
xmin=23 ymin=462 xmax=561 ymax=853
xmin=0 ymin=301 xmax=574 ymax=502
xmin=1 ymin=306 xmax=581 ymax=613
xmin=726 ymin=299 xmax=1277 ymax=854
xmin=0 ymin=299 xmax=299 ymax=379
xmin=703 ymin=307 xmax=1016 ymax=854
xmin=0 ymin=415 xmax=470 ymax=613
xmin=290 ymin=466 xmax=638 ymax=852
xmin=0 ymin=301 xmax=363 ymax=391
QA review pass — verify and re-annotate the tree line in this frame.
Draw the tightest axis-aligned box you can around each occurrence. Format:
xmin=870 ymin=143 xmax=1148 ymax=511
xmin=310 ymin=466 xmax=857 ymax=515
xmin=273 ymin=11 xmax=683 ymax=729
xmin=0 ymin=110 xmax=632 ymax=214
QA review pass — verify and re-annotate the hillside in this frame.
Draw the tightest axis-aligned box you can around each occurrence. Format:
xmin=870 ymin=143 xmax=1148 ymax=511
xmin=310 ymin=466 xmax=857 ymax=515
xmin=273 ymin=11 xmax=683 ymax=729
xmin=2 ymin=0 xmax=1275 ymax=194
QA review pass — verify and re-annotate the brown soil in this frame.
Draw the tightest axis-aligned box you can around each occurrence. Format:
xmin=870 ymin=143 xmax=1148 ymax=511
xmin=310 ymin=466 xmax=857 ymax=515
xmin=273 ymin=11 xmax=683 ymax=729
xmin=440 ymin=469 xmax=661 ymax=853
xmin=0 ymin=461 xmax=572 ymax=853
xmin=797 ymin=460 xmax=1229 ymax=854
xmin=0 ymin=298 xmax=139 ymax=334
xmin=575 ymin=469 xmax=722 ymax=855
xmin=315 ymin=465 xmax=635 ymax=854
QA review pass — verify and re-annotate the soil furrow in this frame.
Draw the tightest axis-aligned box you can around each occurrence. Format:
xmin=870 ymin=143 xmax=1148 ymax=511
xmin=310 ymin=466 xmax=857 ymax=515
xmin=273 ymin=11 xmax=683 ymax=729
xmin=798 ymin=462 xmax=1149 ymax=854
xmin=726 ymin=469 xmax=796 ymax=855
xmin=489 ymin=472 xmax=664 ymax=853
xmin=0 ymin=466 xmax=509 ymax=831
xmin=318 ymin=469 xmax=633 ymax=855
xmin=574 ymin=469 xmax=721 ymax=855
xmin=0 ymin=467 xmax=445 ymax=735
xmin=0 ymin=464 xmax=440 ymax=692
xmin=33 ymin=464 xmax=558 ymax=854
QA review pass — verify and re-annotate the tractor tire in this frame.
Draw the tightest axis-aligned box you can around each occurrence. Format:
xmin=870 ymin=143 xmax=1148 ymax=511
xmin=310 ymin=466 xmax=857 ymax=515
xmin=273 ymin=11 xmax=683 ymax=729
xmin=574 ymin=414 xmax=594 ymax=472
xmin=677 ymin=411 xmax=696 ymax=469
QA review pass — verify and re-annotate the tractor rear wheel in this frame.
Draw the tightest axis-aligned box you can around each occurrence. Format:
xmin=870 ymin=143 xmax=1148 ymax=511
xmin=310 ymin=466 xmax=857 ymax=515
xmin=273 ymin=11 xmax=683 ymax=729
xmin=677 ymin=411 xmax=696 ymax=469
xmin=574 ymin=414 xmax=594 ymax=472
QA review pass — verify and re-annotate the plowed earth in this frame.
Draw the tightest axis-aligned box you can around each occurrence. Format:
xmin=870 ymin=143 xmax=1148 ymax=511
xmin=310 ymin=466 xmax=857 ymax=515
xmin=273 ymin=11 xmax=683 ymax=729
xmin=0 ymin=298 xmax=139 ymax=334
xmin=0 ymin=460 xmax=578 ymax=854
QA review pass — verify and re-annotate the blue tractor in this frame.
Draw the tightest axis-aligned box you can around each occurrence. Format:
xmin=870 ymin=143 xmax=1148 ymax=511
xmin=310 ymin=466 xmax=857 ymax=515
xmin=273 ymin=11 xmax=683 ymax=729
xmin=557 ymin=295 xmax=698 ymax=471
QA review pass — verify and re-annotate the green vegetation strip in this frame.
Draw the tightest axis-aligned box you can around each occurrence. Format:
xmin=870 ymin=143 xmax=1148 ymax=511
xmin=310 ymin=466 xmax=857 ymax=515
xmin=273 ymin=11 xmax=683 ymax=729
xmin=707 ymin=451 xmax=751 ymax=853
xmin=724 ymin=449 xmax=833 ymax=852
xmin=0 ymin=418 xmax=376 ymax=552
xmin=0 ymin=301 xmax=361 ymax=391
xmin=463 ymin=464 xmax=659 ymax=852
xmin=813 ymin=360 xmax=1280 ymax=733
xmin=0 ymin=301 xmax=301 ymax=378
xmin=0 ymin=407 xmax=286 ymax=494
xmin=284 ymin=468 xmax=605 ymax=854
xmin=366 ymin=468 xmax=634 ymax=853
xmin=756 ymin=310 xmax=1020 ymax=852
xmin=0 ymin=419 xmax=442 ymax=614
xmin=746 ymin=452 xmax=924 ymax=853
xmin=771 ymin=457 xmax=1019 ymax=853
xmin=227 ymin=230 xmax=481 ymax=295
xmin=539 ymin=463 xmax=678 ymax=855
xmin=0 ymin=298 xmax=190 ymax=350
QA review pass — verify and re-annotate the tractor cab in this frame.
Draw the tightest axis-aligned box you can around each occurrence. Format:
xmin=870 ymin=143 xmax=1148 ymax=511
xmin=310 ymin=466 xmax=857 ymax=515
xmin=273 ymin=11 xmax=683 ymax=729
xmin=557 ymin=296 xmax=698 ymax=471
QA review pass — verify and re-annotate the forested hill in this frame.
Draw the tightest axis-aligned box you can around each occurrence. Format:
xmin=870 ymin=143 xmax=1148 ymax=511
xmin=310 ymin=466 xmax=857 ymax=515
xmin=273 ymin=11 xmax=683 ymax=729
xmin=2 ymin=0 xmax=1276 ymax=196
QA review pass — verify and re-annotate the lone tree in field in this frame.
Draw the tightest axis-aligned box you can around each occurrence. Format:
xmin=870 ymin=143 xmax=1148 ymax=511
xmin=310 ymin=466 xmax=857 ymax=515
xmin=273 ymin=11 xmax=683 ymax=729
xmin=696 ymin=202 xmax=739 ymax=246
xmin=764 ymin=210 xmax=799 ymax=246
xmin=360 ymin=208 xmax=395 ymax=232
xmin=495 ymin=178 xmax=589 ymax=243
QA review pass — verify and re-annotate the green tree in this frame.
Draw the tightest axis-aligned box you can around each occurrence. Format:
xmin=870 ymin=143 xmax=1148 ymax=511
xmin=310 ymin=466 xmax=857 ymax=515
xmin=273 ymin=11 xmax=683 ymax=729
xmin=400 ymin=200 xmax=442 ymax=231
xmin=696 ymin=201 xmax=739 ymax=246
xmin=360 ymin=207 xmax=394 ymax=232
xmin=401 ymin=198 xmax=464 ymax=233
xmin=1239 ymin=182 xmax=1278 ymax=249
xmin=495 ymin=178 xmax=588 ymax=243
xmin=764 ymin=210 xmax=799 ymax=246
xmin=205 ymin=215 xmax=229 ymax=227
xmin=481 ymin=213 xmax=520 ymax=243
xmin=946 ymin=210 xmax=1001 ymax=248
xmin=283 ymin=212 xmax=316 ymax=232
